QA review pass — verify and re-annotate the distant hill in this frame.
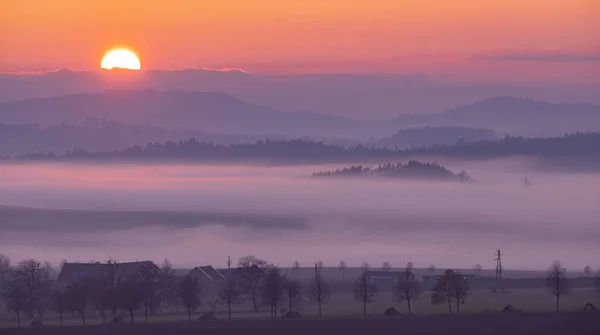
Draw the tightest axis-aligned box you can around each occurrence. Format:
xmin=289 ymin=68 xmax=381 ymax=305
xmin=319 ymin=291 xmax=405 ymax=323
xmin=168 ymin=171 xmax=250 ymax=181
xmin=2 ymin=91 xmax=599 ymax=141
xmin=0 ymin=90 xmax=384 ymax=138
xmin=395 ymin=97 xmax=600 ymax=137
xmin=374 ymin=126 xmax=497 ymax=149
xmin=311 ymin=161 xmax=469 ymax=181
xmin=2 ymin=68 xmax=599 ymax=121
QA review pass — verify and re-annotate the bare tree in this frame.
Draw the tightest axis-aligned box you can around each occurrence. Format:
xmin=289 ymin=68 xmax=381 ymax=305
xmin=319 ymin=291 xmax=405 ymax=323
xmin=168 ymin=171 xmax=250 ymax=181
xmin=361 ymin=262 xmax=370 ymax=273
xmin=0 ymin=254 xmax=10 ymax=289
xmin=393 ymin=262 xmax=421 ymax=315
xmin=282 ymin=278 xmax=302 ymax=314
xmin=545 ymin=261 xmax=571 ymax=312
xmin=51 ymin=291 xmax=66 ymax=326
xmin=338 ymin=261 xmax=347 ymax=278
xmin=451 ymin=273 xmax=469 ymax=314
xmin=0 ymin=254 xmax=10 ymax=320
xmin=354 ymin=271 xmax=377 ymax=317
xmin=237 ymin=255 xmax=268 ymax=311
xmin=381 ymin=262 xmax=392 ymax=272
xmin=3 ymin=283 xmax=26 ymax=327
xmin=10 ymin=259 xmax=51 ymax=318
xmin=178 ymin=276 xmax=201 ymax=321
xmin=473 ymin=264 xmax=482 ymax=274
xmin=431 ymin=269 xmax=456 ymax=314
xmin=428 ymin=264 xmax=436 ymax=274
xmin=260 ymin=267 xmax=285 ymax=319
xmin=66 ymin=278 xmax=95 ymax=325
xmin=584 ymin=265 xmax=591 ymax=276
xmin=307 ymin=261 xmax=330 ymax=317
xmin=292 ymin=261 xmax=301 ymax=278
xmin=595 ymin=269 xmax=600 ymax=295
xmin=118 ymin=278 xmax=147 ymax=324
xmin=219 ymin=279 xmax=242 ymax=320
xmin=157 ymin=259 xmax=177 ymax=312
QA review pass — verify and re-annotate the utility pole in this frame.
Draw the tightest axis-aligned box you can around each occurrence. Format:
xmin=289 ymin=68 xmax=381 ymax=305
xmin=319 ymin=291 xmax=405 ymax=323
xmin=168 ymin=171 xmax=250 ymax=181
xmin=494 ymin=249 xmax=504 ymax=292
xmin=227 ymin=256 xmax=232 ymax=270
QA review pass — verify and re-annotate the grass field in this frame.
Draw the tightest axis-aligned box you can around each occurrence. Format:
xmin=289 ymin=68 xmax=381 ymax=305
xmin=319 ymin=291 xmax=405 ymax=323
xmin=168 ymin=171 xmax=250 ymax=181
xmin=2 ymin=312 xmax=600 ymax=335
xmin=1 ymin=288 xmax=598 ymax=329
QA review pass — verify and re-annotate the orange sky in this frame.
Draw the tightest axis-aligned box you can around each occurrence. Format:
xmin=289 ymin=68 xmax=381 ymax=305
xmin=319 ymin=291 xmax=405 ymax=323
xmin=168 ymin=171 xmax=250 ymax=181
xmin=1 ymin=0 xmax=599 ymax=76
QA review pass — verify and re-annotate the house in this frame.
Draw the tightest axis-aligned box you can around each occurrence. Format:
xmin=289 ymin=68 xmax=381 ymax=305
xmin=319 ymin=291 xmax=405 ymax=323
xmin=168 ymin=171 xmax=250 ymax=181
xmin=186 ymin=265 xmax=226 ymax=300
xmin=56 ymin=261 xmax=158 ymax=286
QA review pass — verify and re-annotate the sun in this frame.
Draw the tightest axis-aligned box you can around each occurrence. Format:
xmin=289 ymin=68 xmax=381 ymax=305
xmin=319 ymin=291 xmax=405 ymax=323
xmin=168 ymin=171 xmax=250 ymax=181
xmin=100 ymin=49 xmax=141 ymax=70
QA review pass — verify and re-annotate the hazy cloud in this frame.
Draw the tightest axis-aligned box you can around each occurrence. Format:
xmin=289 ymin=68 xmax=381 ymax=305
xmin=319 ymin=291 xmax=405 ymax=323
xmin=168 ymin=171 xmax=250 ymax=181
xmin=479 ymin=52 xmax=600 ymax=63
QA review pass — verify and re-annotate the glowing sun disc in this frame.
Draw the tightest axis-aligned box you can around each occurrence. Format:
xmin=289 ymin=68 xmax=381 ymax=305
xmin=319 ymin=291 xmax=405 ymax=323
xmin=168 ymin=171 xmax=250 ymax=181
xmin=101 ymin=49 xmax=141 ymax=70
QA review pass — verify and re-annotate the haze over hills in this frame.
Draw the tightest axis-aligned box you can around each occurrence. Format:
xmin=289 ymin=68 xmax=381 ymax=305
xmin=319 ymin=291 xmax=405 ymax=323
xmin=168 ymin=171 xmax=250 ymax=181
xmin=1 ymin=68 xmax=599 ymax=120
xmin=1 ymin=89 xmax=600 ymax=143
xmin=394 ymin=97 xmax=600 ymax=137
xmin=374 ymin=126 xmax=497 ymax=149
xmin=0 ymin=89 xmax=385 ymax=139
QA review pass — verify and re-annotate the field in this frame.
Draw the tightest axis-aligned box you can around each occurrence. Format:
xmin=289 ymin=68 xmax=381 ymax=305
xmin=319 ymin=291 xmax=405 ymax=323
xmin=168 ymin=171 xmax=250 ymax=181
xmin=2 ymin=312 xmax=600 ymax=335
xmin=1 ymin=288 xmax=598 ymax=329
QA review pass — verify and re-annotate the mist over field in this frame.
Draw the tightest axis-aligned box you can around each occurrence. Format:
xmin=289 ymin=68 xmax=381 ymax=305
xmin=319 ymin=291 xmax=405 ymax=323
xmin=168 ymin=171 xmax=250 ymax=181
xmin=0 ymin=158 xmax=598 ymax=271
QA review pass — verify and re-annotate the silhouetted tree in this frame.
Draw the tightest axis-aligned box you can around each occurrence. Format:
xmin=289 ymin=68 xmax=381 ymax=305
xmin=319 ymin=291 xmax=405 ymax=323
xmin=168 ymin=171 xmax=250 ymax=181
xmin=595 ymin=269 xmax=600 ymax=295
xmin=260 ymin=267 xmax=285 ymax=319
xmin=51 ymin=291 xmax=66 ymax=326
xmin=338 ymin=261 xmax=347 ymax=278
xmin=178 ymin=276 xmax=201 ymax=321
xmin=308 ymin=261 xmax=330 ymax=317
xmin=0 ymin=254 xmax=10 ymax=290
xmin=473 ymin=264 xmax=482 ymax=274
xmin=66 ymin=278 xmax=95 ymax=325
xmin=354 ymin=271 xmax=377 ymax=317
xmin=381 ymin=262 xmax=392 ymax=272
xmin=292 ymin=261 xmax=301 ymax=278
xmin=3 ymin=283 xmax=26 ymax=327
xmin=393 ymin=262 xmax=421 ymax=315
xmin=0 ymin=254 xmax=10 ymax=320
xmin=584 ymin=265 xmax=592 ymax=276
xmin=450 ymin=273 xmax=469 ymax=314
xmin=157 ymin=259 xmax=177 ymax=312
xmin=545 ymin=261 xmax=571 ymax=312
xmin=237 ymin=255 xmax=268 ymax=311
xmin=431 ymin=269 xmax=456 ymax=314
xmin=134 ymin=262 xmax=162 ymax=322
xmin=119 ymin=278 xmax=146 ymax=324
xmin=11 ymin=259 xmax=51 ymax=318
xmin=282 ymin=278 xmax=302 ymax=313
xmin=219 ymin=279 xmax=243 ymax=320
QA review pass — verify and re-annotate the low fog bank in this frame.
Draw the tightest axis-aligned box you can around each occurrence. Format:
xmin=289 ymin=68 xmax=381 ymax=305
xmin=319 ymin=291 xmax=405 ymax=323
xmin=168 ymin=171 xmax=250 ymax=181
xmin=0 ymin=158 xmax=598 ymax=271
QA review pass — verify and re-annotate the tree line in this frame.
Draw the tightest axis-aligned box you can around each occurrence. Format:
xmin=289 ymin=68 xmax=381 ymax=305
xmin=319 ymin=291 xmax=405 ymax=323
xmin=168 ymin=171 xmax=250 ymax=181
xmin=10 ymin=132 xmax=600 ymax=162
xmin=0 ymin=254 xmax=598 ymax=328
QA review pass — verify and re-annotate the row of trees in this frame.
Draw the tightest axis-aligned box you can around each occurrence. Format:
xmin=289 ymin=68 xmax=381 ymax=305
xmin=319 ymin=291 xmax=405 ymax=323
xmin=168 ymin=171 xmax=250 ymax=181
xmin=1 ymin=255 xmax=598 ymax=327
xmin=15 ymin=132 xmax=600 ymax=162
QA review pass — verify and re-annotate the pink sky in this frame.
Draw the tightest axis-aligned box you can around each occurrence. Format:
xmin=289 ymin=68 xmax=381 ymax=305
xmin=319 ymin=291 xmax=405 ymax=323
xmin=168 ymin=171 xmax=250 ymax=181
xmin=1 ymin=0 xmax=599 ymax=82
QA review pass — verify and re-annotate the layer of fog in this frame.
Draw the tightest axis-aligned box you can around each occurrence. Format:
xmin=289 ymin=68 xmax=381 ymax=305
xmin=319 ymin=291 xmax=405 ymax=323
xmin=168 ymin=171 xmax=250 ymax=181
xmin=0 ymin=157 xmax=598 ymax=271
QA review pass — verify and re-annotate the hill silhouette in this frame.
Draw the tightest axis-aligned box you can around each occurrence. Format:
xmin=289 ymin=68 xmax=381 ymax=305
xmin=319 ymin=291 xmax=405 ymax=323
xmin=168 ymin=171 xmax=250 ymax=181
xmin=395 ymin=96 xmax=600 ymax=136
xmin=0 ymin=90 xmax=375 ymax=138
xmin=2 ymin=68 xmax=599 ymax=122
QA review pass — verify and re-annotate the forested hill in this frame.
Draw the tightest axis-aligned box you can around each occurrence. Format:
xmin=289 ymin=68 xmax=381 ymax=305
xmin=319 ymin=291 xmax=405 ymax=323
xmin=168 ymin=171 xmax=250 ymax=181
xmin=312 ymin=161 xmax=469 ymax=181
xmin=10 ymin=132 xmax=600 ymax=162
